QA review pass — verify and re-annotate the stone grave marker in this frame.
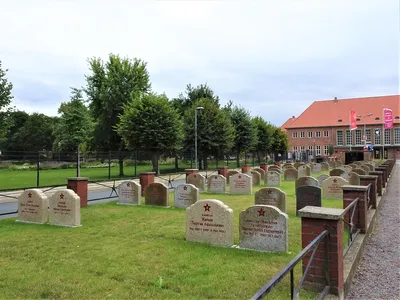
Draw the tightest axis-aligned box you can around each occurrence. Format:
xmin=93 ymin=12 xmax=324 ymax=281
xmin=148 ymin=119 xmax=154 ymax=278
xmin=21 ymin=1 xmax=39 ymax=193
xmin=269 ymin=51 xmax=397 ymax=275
xmin=186 ymin=199 xmax=234 ymax=247
xmin=49 ymin=189 xmax=81 ymax=227
xmin=330 ymin=168 xmax=345 ymax=177
xmin=226 ymin=170 xmax=239 ymax=184
xmin=322 ymin=176 xmax=349 ymax=200
xmin=284 ymin=168 xmax=298 ymax=181
xmin=253 ymin=167 xmax=266 ymax=180
xmin=364 ymin=163 xmax=374 ymax=172
xmin=348 ymin=163 xmax=358 ymax=169
xmin=348 ymin=172 xmax=361 ymax=185
xmin=311 ymin=163 xmax=321 ymax=173
xmin=117 ymin=180 xmax=141 ymax=205
xmin=265 ymin=171 xmax=281 ymax=187
xmin=268 ymin=166 xmax=281 ymax=173
xmin=207 ymin=175 xmax=226 ymax=193
xmin=295 ymin=176 xmax=319 ymax=189
xmin=360 ymin=165 xmax=370 ymax=174
xmin=229 ymin=173 xmax=252 ymax=194
xmin=321 ymin=162 xmax=330 ymax=171
xmin=250 ymin=170 xmax=261 ymax=186
xmin=174 ymin=184 xmax=199 ymax=208
xmin=294 ymin=162 xmax=304 ymax=169
xmin=296 ymin=186 xmax=322 ymax=215
xmin=353 ymin=168 xmax=367 ymax=176
xmin=329 ymin=161 xmax=337 ymax=169
xmin=282 ymin=163 xmax=293 ymax=169
xmin=17 ymin=189 xmax=48 ymax=224
xmin=343 ymin=165 xmax=353 ymax=173
xmin=298 ymin=165 xmax=311 ymax=177
xmin=187 ymin=173 xmax=206 ymax=191
xmin=254 ymin=188 xmax=286 ymax=212
xmin=239 ymin=205 xmax=288 ymax=252
xmin=144 ymin=183 xmax=169 ymax=207
xmin=317 ymin=174 xmax=330 ymax=187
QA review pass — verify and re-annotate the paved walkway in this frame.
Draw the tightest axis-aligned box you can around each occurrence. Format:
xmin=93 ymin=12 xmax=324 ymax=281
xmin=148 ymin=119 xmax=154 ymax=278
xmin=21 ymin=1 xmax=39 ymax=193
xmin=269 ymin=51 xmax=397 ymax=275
xmin=346 ymin=161 xmax=400 ymax=299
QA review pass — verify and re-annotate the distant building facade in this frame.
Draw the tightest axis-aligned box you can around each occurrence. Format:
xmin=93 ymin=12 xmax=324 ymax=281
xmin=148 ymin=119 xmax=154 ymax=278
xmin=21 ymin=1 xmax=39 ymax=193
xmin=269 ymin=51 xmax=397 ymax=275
xmin=281 ymin=95 xmax=400 ymax=161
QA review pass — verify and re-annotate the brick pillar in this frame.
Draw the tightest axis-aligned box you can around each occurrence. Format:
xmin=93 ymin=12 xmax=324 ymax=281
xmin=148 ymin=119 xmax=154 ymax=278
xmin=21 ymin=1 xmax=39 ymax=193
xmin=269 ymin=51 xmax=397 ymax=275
xmin=241 ymin=165 xmax=251 ymax=173
xmin=375 ymin=167 xmax=387 ymax=186
xmin=298 ymin=206 xmax=345 ymax=297
xmin=259 ymin=163 xmax=268 ymax=172
xmin=369 ymin=171 xmax=383 ymax=196
xmin=217 ymin=167 xmax=228 ymax=178
xmin=342 ymin=185 xmax=369 ymax=233
xmin=381 ymin=164 xmax=391 ymax=178
xmin=67 ymin=177 xmax=88 ymax=207
xmin=184 ymin=169 xmax=199 ymax=181
xmin=140 ymin=172 xmax=155 ymax=193
xmin=359 ymin=175 xmax=378 ymax=209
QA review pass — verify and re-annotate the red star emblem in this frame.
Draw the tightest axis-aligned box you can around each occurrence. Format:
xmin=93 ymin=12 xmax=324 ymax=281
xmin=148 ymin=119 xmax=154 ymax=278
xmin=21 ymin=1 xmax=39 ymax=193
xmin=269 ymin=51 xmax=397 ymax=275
xmin=127 ymin=182 xmax=130 ymax=187
xmin=183 ymin=185 xmax=187 ymax=191
xmin=60 ymin=193 xmax=64 ymax=199
xmin=28 ymin=192 xmax=32 ymax=198
xmin=203 ymin=204 xmax=211 ymax=211
xmin=257 ymin=208 xmax=265 ymax=216
xmin=267 ymin=189 xmax=273 ymax=194
xmin=238 ymin=175 xmax=242 ymax=179
xmin=333 ymin=179 xmax=337 ymax=183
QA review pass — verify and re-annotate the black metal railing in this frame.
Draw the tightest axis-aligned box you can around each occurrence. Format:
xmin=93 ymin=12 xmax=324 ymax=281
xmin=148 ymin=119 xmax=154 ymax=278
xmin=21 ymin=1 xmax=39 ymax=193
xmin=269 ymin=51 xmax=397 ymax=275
xmin=342 ymin=197 xmax=360 ymax=256
xmin=365 ymin=184 xmax=372 ymax=210
xmin=251 ymin=230 xmax=330 ymax=300
xmin=87 ymin=180 xmax=119 ymax=202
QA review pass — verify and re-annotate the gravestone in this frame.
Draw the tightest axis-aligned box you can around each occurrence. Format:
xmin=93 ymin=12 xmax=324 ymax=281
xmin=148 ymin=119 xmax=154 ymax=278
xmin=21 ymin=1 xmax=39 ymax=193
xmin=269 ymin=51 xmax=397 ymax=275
xmin=187 ymin=173 xmax=206 ymax=191
xmin=322 ymin=176 xmax=349 ymax=200
xmin=360 ymin=165 xmax=370 ymax=174
xmin=144 ymin=183 xmax=169 ymax=207
xmin=321 ymin=162 xmax=330 ymax=171
xmin=364 ymin=163 xmax=374 ymax=172
xmin=49 ymin=189 xmax=81 ymax=227
xmin=311 ymin=163 xmax=321 ymax=173
xmin=353 ymin=168 xmax=367 ymax=176
xmin=330 ymin=168 xmax=345 ymax=177
xmin=117 ymin=180 xmax=141 ymax=205
xmin=17 ymin=189 xmax=48 ymax=224
xmin=253 ymin=167 xmax=266 ymax=180
xmin=317 ymin=174 xmax=330 ymax=187
xmin=250 ymin=170 xmax=261 ymax=186
xmin=226 ymin=170 xmax=239 ymax=184
xmin=186 ymin=199 xmax=234 ymax=247
xmin=254 ymin=188 xmax=286 ymax=212
xmin=298 ymin=165 xmax=311 ymax=177
xmin=342 ymin=171 xmax=350 ymax=181
xmin=294 ymin=162 xmax=304 ymax=169
xmin=295 ymin=176 xmax=319 ymax=189
xmin=229 ymin=173 xmax=252 ymax=194
xmin=239 ymin=205 xmax=288 ymax=252
xmin=348 ymin=172 xmax=361 ymax=185
xmin=296 ymin=186 xmax=322 ymax=215
xmin=282 ymin=163 xmax=293 ymax=169
xmin=268 ymin=166 xmax=281 ymax=173
xmin=348 ymin=164 xmax=358 ymax=169
xmin=265 ymin=171 xmax=281 ymax=187
xmin=284 ymin=168 xmax=298 ymax=181
xmin=174 ymin=184 xmax=199 ymax=208
xmin=329 ymin=161 xmax=336 ymax=169
xmin=207 ymin=175 xmax=226 ymax=193
xmin=343 ymin=166 xmax=353 ymax=173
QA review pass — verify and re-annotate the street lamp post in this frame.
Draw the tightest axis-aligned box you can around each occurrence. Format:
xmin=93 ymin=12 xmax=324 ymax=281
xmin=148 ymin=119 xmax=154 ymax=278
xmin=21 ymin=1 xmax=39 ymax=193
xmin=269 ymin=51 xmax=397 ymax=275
xmin=194 ymin=106 xmax=204 ymax=170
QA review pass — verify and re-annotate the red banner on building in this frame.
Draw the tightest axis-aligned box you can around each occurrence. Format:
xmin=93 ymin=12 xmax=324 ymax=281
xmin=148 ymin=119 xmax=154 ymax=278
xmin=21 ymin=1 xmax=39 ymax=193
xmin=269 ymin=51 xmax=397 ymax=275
xmin=350 ymin=110 xmax=357 ymax=130
xmin=384 ymin=108 xmax=393 ymax=129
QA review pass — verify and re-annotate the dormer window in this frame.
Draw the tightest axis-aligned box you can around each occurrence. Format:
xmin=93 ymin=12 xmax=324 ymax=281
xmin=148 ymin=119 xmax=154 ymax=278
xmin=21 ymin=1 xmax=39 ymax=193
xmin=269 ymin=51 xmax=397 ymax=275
xmin=375 ymin=117 xmax=380 ymax=121
xmin=395 ymin=116 xmax=400 ymax=120
xmin=356 ymin=118 xmax=361 ymax=122
xmin=338 ymin=119 xmax=343 ymax=123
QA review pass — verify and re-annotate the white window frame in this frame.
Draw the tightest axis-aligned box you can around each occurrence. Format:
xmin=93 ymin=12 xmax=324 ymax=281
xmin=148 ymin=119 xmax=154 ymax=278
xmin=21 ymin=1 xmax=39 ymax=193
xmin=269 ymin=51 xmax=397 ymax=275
xmin=293 ymin=146 xmax=298 ymax=152
xmin=316 ymin=145 xmax=321 ymax=156
xmin=300 ymin=131 xmax=305 ymax=138
xmin=365 ymin=128 xmax=371 ymax=142
xmin=355 ymin=129 xmax=362 ymax=145
xmin=374 ymin=128 xmax=382 ymax=145
xmin=308 ymin=131 xmax=313 ymax=138
xmin=292 ymin=132 xmax=298 ymax=138
xmin=346 ymin=130 xmax=353 ymax=146
xmin=337 ymin=130 xmax=344 ymax=146
xmin=384 ymin=128 xmax=391 ymax=145
xmin=300 ymin=146 xmax=305 ymax=152
xmin=323 ymin=145 xmax=329 ymax=156
xmin=315 ymin=131 xmax=321 ymax=138
xmin=394 ymin=128 xmax=400 ymax=144
xmin=324 ymin=130 xmax=329 ymax=137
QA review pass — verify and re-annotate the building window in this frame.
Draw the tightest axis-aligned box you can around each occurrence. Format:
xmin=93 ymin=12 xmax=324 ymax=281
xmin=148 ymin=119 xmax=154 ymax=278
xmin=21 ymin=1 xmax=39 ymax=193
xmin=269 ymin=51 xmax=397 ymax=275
xmin=300 ymin=146 xmax=305 ymax=152
xmin=324 ymin=145 xmax=329 ymax=156
xmin=365 ymin=128 xmax=371 ymax=142
xmin=308 ymin=145 xmax=313 ymax=152
xmin=316 ymin=145 xmax=321 ymax=156
xmin=394 ymin=128 xmax=400 ymax=144
xmin=374 ymin=128 xmax=381 ymax=145
xmin=323 ymin=130 xmax=329 ymax=137
xmin=293 ymin=146 xmax=298 ymax=152
xmin=308 ymin=131 xmax=313 ymax=138
xmin=355 ymin=129 xmax=362 ymax=145
xmin=345 ymin=130 xmax=352 ymax=146
xmin=384 ymin=129 xmax=391 ymax=145
xmin=300 ymin=131 xmax=305 ymax=138
xmin=292 ymin=132 xmax=298 ymax=138
xmin=337 ymin=131 xmax=344 ymax=146
xmin=315 ymin=131 xmax=321 ymax=138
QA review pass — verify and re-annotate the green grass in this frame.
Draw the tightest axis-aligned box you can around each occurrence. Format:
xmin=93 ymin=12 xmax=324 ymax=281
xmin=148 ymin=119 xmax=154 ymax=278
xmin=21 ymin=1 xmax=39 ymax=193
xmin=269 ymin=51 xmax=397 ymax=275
xmin=0 ymin=180 xmax=343 ymax=299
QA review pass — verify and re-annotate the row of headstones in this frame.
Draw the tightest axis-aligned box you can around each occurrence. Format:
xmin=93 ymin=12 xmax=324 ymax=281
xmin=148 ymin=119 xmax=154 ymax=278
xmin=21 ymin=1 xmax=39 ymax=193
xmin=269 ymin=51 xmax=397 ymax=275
xmin=186 ymin=199 xmax=288 ymax=252
xmin=17 ymin=189 xmax=81 ymax=227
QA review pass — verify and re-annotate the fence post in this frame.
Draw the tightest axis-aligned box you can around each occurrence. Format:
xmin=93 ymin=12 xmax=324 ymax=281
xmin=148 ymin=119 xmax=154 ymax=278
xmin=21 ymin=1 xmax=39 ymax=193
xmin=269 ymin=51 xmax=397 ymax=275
xmin=342 ymin=185 xmax=369 ymax=233
xmin=36 ymin=151 xmax=40 ymax=187
xmin=134 ymin=150 xmax=138 ymax=177
xmin=108 ymin=151 xmax=111 ymax=180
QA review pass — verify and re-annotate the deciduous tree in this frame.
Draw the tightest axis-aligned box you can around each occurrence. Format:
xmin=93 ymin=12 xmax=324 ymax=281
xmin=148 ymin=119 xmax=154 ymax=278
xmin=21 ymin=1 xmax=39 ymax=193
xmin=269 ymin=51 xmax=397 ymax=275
xmin=252 ymin=116 xmax=275 ymax=162
xmin=0 ymin=60 xmax=14 ymax=144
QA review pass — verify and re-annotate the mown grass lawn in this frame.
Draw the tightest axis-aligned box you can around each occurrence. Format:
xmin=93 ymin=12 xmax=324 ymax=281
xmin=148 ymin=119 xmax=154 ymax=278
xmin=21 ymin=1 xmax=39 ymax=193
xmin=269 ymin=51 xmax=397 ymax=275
xmin=0 ymin=180 xmax=343 ymax=299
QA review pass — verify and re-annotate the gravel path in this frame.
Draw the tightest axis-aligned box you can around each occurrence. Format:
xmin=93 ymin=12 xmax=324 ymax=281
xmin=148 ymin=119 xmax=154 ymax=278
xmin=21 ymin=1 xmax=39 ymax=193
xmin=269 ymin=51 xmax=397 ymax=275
xmin=347 ymin=162 xmax=400 ymax=300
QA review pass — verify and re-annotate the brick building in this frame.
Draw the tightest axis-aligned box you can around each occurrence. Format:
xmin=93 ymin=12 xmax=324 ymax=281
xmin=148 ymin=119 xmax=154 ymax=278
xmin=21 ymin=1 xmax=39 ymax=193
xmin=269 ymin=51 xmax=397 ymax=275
xmin=281 ymin=95 xmax=400 ymax=161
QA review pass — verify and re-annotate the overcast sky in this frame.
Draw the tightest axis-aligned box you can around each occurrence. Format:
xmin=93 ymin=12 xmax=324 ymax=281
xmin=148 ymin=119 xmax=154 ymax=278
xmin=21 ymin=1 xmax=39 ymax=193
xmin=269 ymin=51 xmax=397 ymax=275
xmin=1 ymin=0 xmax=398 ymax=126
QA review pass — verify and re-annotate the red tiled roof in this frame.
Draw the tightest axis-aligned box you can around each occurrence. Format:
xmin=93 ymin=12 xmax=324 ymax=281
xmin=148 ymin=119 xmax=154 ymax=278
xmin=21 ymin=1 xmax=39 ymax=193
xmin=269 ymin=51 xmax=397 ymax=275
xmin=280 ymin=116 xmax=296 ymax=132
xmin=283 ymin=95 xmax=400 ymax=129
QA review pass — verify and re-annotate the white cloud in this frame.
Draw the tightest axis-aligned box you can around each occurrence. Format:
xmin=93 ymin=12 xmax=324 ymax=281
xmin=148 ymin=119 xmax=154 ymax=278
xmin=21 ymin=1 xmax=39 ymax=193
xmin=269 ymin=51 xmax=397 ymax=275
xmin=0 ymin=0 xmax=398 ymax=124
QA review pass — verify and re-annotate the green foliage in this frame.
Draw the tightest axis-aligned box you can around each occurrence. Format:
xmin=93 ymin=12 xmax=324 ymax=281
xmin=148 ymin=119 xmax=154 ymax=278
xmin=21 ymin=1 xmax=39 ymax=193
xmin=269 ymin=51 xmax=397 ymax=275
xmin=0 ymin=60 xmax=14 ymax=144
xmin=2 ymin=110 xmax=30 ymax=151
xmin=252 ymin=116 xmax=275 ymax=161
xmin=183 ymin=98 xmax=234 ymax=166
xmin=117 ymin=93 xmax=183 ymax=173
xmin=53 ymin=88 xmax=93 ymax=152
xmin=328 ymin=144 xmax=334 ymax=156
xmin=272 ymin=127 xmax=289 ymax=153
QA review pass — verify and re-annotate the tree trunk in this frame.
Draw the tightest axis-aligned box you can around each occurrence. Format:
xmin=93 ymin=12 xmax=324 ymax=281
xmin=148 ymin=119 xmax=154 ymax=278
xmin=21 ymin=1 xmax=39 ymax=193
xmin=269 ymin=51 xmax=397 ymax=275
xmin=174 ymin=155 xmax=179 ymax=172
xmin=236 ymin=150 xmax=240 ymax=168
xmin=203 ymin=154 xmax=208 ymax=170
xmin=152 ymin=152 xmax=159 ymax=175
xmin=119 ymin=157 xmax=124 ymax=176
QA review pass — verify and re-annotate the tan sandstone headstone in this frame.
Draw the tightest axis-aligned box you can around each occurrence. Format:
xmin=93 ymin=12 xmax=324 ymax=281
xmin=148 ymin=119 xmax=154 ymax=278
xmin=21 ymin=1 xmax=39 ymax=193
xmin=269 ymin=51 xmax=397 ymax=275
xmin=229 ymin=173 xmax=252 ymax=194
xmin=254 ymin=187 xmax=286 ymax=212
xmin=17 ymin=189 xmax=48 ymax=224
xmin=322 ymin=176 xmax=349 ymax=200
xmin=174 ymin=184 xmax=199 ymax=208
xmin=250 ymin=170 xmax=261 ymax=186
xmin=117 ymin=180 xmax=141 ymax=205
xmin=207 ymin=175 xmax=226 ymax=193
xmin=265 ymin=171 xmax=281 ymax=187
xmin=186 ymin=199 xmax=234 ymax=247
xmin=187 ymin=173 xmax=206 ymax=191
xmin=49 ymin=189 xmax=81 ymax=227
